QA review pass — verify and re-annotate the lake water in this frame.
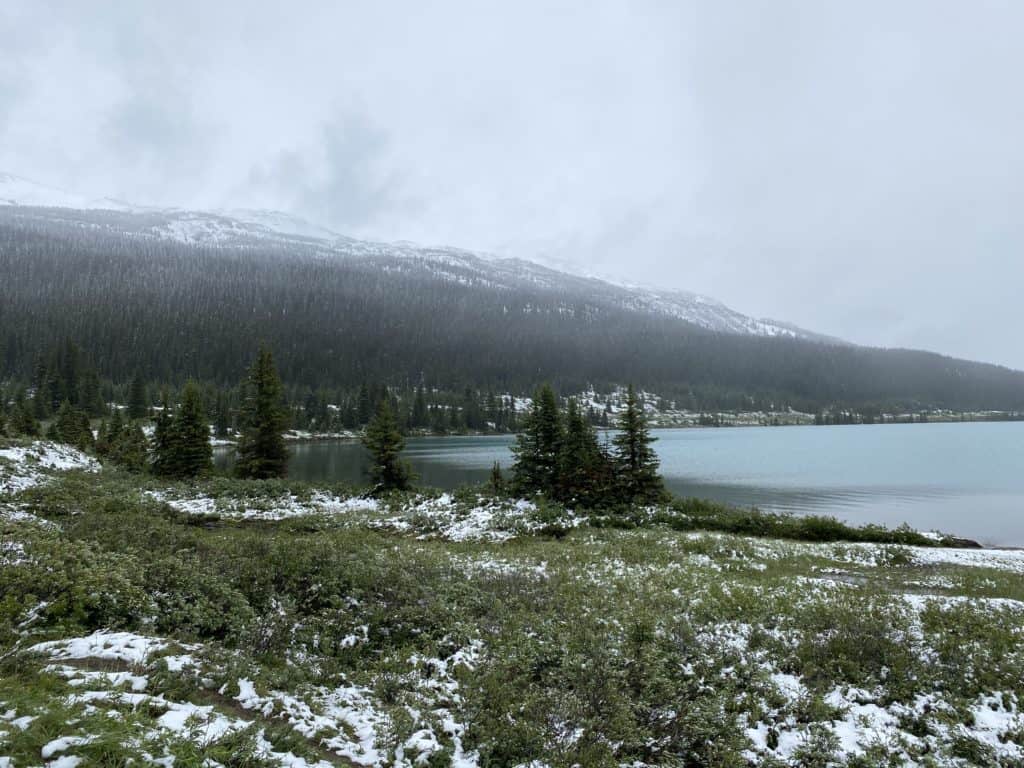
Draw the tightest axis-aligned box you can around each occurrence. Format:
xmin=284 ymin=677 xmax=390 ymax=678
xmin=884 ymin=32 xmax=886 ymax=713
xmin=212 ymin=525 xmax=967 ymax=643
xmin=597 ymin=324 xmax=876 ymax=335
xmin=216 ymin=422 xmax=1024 ymax=545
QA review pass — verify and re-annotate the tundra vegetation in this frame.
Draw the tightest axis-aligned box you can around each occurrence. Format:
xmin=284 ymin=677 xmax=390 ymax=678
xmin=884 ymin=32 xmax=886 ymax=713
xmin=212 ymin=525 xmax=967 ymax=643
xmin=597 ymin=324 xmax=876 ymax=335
xmin=1 ymin=351 xmax=1022 ymax=767
xmin=3 ymin=420 xmax=1024 ymax=767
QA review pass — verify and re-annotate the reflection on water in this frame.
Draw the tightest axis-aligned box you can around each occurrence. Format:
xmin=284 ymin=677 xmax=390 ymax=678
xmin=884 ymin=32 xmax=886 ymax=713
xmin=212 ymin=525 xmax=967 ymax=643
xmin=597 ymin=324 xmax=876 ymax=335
xmin=215 ymin=422 xmax=1024 ymax=545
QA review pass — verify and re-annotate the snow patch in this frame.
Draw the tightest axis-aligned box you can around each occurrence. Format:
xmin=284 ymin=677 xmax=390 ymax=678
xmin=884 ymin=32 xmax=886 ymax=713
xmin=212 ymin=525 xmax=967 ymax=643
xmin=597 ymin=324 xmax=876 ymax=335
xmin=29 ymin=630 xmax=195 ymax=666
xmin=0 ymin=442 xmax=99 ymax=494
xmin=145 ymin=489 xmax=379 ymax=521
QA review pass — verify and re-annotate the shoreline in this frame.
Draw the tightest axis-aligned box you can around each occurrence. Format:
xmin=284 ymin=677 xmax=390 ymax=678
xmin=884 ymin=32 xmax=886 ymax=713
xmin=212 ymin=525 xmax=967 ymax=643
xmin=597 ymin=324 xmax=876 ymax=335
xmin=208 ymin=415 xmax=1024 ymax=449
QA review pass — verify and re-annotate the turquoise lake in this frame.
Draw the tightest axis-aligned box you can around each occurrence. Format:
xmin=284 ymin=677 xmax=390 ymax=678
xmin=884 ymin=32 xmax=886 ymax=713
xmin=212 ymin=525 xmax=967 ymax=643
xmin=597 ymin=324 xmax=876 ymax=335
xmin=217 ymin=421 xmax=1024 ymax=545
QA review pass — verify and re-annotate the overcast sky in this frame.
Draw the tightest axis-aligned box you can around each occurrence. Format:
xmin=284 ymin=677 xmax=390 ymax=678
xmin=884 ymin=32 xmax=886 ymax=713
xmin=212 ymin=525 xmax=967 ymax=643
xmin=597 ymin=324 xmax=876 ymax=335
xmin=2 ymin=1 xmax=1023 ymax=369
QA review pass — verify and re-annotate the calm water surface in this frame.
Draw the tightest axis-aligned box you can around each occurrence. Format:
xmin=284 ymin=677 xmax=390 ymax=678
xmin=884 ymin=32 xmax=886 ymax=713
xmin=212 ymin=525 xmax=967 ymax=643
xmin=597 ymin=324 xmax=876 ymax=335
xmin=216 ymin=422 xmax=1024 ymax=545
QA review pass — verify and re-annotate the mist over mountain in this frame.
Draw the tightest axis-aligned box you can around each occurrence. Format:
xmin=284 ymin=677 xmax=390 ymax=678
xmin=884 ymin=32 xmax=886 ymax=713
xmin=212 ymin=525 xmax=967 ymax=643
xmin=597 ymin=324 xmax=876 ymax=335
xmin=1 ymin=175 xmax=1022 ymax=413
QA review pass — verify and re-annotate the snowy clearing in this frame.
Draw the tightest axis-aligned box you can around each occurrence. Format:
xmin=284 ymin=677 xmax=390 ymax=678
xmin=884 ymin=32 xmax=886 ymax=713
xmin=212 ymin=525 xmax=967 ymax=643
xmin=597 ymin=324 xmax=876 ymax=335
xmin=0 ymin=442 xmax=99 ymax=495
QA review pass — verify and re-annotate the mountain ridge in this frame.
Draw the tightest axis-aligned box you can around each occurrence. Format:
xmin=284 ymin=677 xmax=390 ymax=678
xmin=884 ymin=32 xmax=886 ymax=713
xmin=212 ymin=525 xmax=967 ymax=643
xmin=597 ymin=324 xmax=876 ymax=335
xmin=2 ymin=196 xmax=1023 ymax=412
xmin=0 ymin=172 xmax=836 ymax=344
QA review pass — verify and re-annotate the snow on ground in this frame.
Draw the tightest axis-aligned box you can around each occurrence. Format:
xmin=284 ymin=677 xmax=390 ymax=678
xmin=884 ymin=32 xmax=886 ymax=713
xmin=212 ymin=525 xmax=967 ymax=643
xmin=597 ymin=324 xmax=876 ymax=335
xmin=745 ymin=675 xmax=1024 ymax=764
xmin=727 ymin=533 xmax=1024 ymax=576
xmin=29 ymin=631 xmax=185 ymax=666
xmin=449 ymin=553 xmax=550 ymax=579
xmin=282 ymin=429 xmax=359 ymax=441
xmin=23 ymin=632 xmax=333 ymax=767
xmin=902 ymin=592 xmax=1024 ymax=612
xmin=145 ymin=486 xmax=581 ymax=541
xmin=0 ymin=442 xmax=99 ymax=495
xmin=234 ymin=678 xmax=387 ymax=766
xmin=0 ymin=540 xmax=27 ymax=566
xmin=825 ymin=540 xmax=1024 ymax=574
xmin=0 ymin=503 xmax=56 ymax=528
xmin=908 ymin=544 xmax=1024 ymax=574
xmin=231 ymin=640 xmax=484 ymax=767
xmin=47 ymin=664 xmax=148 ymax=692
xmin=373 ymin=493 xmax=584 ymax=542
xmin=145 ymin=489 xmax=379 ymax=521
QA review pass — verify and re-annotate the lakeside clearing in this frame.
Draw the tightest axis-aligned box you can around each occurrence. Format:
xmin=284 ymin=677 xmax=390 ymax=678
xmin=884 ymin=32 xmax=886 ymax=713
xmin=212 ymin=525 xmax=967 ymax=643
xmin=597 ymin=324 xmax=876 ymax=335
xmin=3 ymin=440 xmax=1024 ymax=766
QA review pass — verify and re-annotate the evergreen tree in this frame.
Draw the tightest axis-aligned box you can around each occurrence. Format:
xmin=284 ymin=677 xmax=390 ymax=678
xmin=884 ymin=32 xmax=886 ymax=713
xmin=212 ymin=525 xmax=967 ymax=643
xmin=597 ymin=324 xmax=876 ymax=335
xmin=48 ymin=399 xmax=94 ymax=451
xmin=357 ymin=383 xmax=373 ymax=425
xmin=362 ymin=399 xmax=412 ymax=492
xmin=235 ymin=347 xmax=289 ymax=479
xmin=411 ymin=386 xmax=428 ymax=429
xmin=462 ymin=387 xmax=483 ymax=431
xmin=174 ymin=381 xmax=213 ymax=478
xmin=558 ymin=398 xmax=613 ymax=507
xmin=97 ymin=408 xmax=125 ymax=457
xmin=55 ymin=339 xmax=81 ymax=408
xmin=30 ymin=355 xmax=50 ymax=419
xmin=612 ymin=385 xmax=665 ymax=504
xmin=489 ymin=461 xmax=505 ymax=494
xmin=511 ymin=384 xmax=563 ymax=495
xmin=431 ymin=404 xmax=449 ymax=434
xmin=111 ymin=422 xmax=149 ymax=472
xmin=97 ymin=408 xmax=148 ymax=472
xmin=10 ymin=391 xmax=40 ymax=437
xmin=151 ymin=393 xmax=178 ymax=477
xmin=78 ymin=369 xmax=106 ymax=417
xmin=213 ymin=390 xmax=231 ymax=438
xmin=486 ymin=391 xmax=500 ymax=429
xmin=33 ymin=378 xmax=51 ymax=420
xmin=128 ymin=374 xmax=149 ymax=420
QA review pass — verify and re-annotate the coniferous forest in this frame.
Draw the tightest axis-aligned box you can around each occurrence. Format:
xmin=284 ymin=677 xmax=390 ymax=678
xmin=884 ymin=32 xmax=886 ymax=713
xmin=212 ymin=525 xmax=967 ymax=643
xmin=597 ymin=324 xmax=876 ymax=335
xmin=2 ymin=207 xmax=1024 ymax=417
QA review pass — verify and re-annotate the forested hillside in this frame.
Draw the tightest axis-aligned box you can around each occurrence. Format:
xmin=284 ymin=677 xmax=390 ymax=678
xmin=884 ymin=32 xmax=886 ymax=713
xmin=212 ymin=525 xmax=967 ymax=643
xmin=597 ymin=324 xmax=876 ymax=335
xmin=2 ymin=206 xmax=1023 ymax=413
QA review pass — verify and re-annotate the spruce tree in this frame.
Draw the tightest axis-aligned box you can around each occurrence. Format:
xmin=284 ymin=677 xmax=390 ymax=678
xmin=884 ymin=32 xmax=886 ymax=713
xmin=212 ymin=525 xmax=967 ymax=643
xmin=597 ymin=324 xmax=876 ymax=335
xmin=11 ymin=391 xmax=40 ymax=437
xmin=98 ymin=408 xmax=148 ymax=472
xmin=97 ymin=408 xmax=125 ymax=457
xmin=95 ymin=419 xmax=110 ymax=456
xmin=173 ymin=382 xmax=213 ymax=478
xmin=462 ymin=387 xmax=482 ymax=431
xmin=612 ymin=385 xmax=665 ymax=505
xmin=511 ymin=383 xmax=563 ymax=495
xmin=78 ymin=369 xmax=105 ymax=417
xmin=489 ymin=461 xmax=505 ymax=494
xmin=48 ymin=400 xmax=94 ymax=451
xmin=112 ymin=422 xmax=149 ymax=472
xmin=151 ymin=392 xmax=178 ymax=477
xmin=77 ymin=409 xmax=94 ymax=450
xmin=558 ymin=398 xmax=613 ymax=508
xmin=33 ymin=379 xmax=51 ymax=420
xmin=411 ymin=386 xmax=428 ymax=429
xmin=0 ymin=386 xmax=8 ymax=437
xmin=213 ymin=390 xmax=231 ymax=438
xmin=235 ymin=346 xmax=289 ymax=479
xmin=362 ymin=399 xmax=412 ymax=492
xmin=128 ymin=374 xmax=149 ymax=420
xmin=357 ymin=383 xmax=373 ymax=425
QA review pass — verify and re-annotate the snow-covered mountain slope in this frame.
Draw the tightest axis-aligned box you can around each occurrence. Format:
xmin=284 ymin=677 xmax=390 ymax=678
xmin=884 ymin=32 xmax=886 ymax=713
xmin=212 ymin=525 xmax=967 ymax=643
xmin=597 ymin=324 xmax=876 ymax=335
xmin=0 ymin=172 xmax=837 ymax=342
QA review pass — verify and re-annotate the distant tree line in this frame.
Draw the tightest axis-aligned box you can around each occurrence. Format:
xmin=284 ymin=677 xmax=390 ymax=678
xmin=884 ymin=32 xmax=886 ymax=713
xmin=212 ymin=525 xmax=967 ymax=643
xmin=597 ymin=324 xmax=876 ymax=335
xmin=0 ymin=345 xmax=290 ymax=482
xmin=0 ymin=340 xmax=540 ymax=443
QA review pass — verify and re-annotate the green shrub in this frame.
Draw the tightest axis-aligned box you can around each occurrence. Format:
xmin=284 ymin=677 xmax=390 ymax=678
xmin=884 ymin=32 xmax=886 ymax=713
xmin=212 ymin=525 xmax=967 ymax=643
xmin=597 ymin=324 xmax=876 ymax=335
xmin=0 ymin=538 xmax=152 ymax=632
xmin=144 ymin=554 xmax=255 ymax=640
